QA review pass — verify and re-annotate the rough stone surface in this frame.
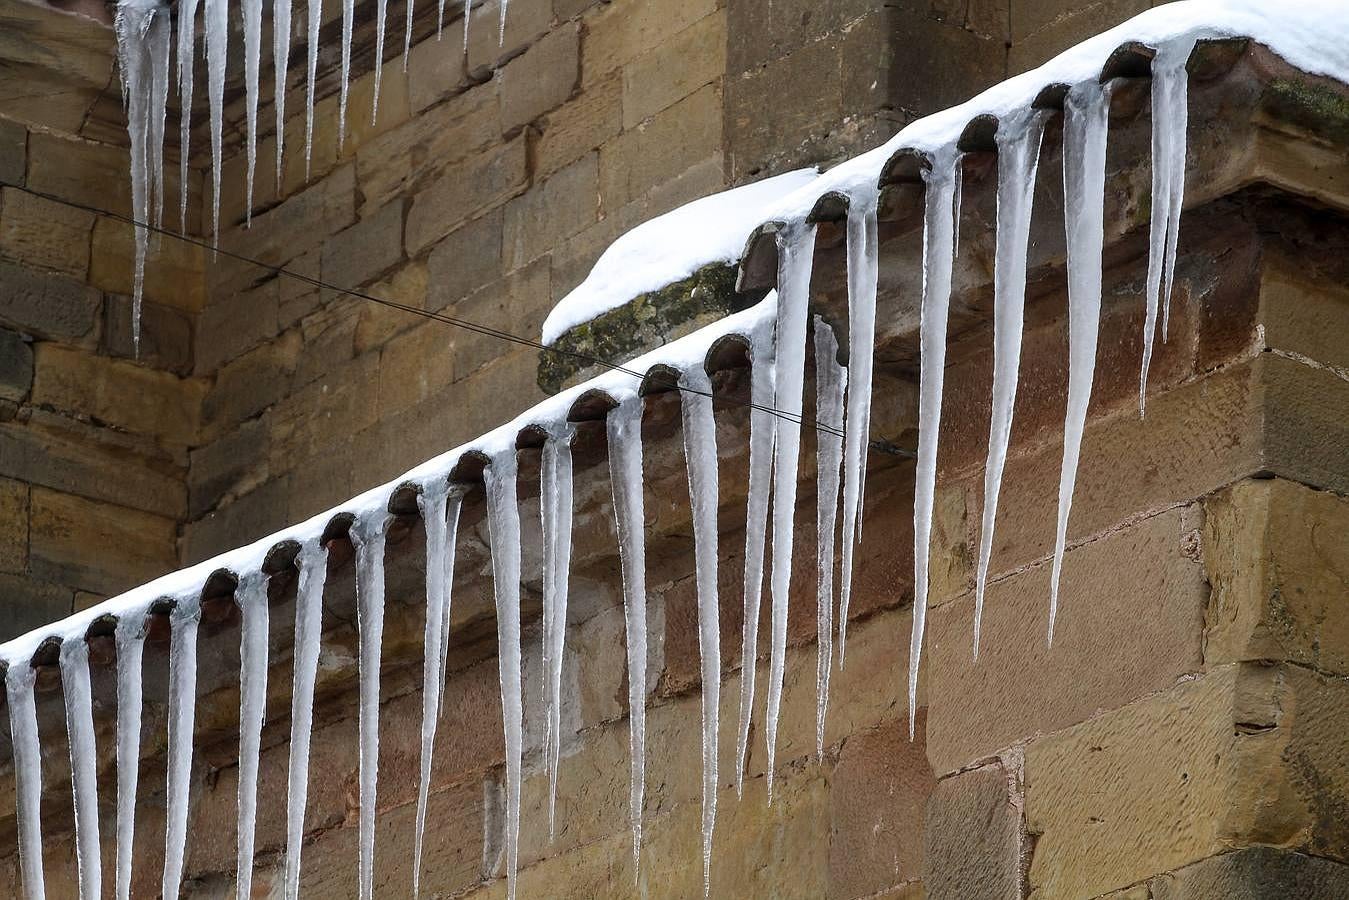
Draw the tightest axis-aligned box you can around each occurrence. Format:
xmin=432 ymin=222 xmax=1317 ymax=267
xmin=28 ymin=486 xmax=177 ymax=596
xmin=0 ymin=327 xmax=32 ymax=401
xmin=0 ymin=186 xmax=95 ymax=277
xmin=1150 ymin=848 xmax=1349 ymax=900
xmin=0 ymin=258 xmax=101 ymax=343
xmin=925 ymin=762 xmax=1024 ymax=900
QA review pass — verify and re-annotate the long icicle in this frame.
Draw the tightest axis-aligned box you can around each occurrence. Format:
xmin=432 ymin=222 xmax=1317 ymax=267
xmin=372 ymin=0 xmax=388 ymax=123
xmin=972 ymin=108 xmax=1049 ymax=659
xmin=765 ymin=222 xmax=817 ymax=801
xmin=61 ymin=639 xmax=101 ymax=900
xmin=403 ymin=0 xmax=415 ymax=68
xmin=1140 ymin=36 xmax=1196 ymax=415
xmin=813 ymin=317 xmax=846 ymax=756
xmin=352 ymin=513 xmax=391 ymax=900
xmin=163 ymin=599 xmax=201 ymax=899
xmin=274 ymin=0 xmax=293 ymax=184
xmin=909 ymin=147 xmax=961 ymax=740
xmin=6 ymin=661 xmax=45 ymax=900
xmin=283 ymin=538 xmax=329 ymax=900
xmin=114 ymin=609 xmax=149 ymax=900
xmin=339 ymin=0 xmax=355 ymax=151
xmin=177 ymin=0 xmax=200 ymax=232
xmin=436 ymin=492 xmax=464 ymax=711
xmin=680 ymin=367 xmax=720 ymax=894
xmin=413 ymin=482 xmax=452 ymax=897
xmin=242 ymin=0 xmax=263 ymax=223
xmin=1050 ymin=80 xmax=1112 ymax=643
xmin=484 ymin=450 xmax=524 ymax=900
xmin=113 ymin=0 xmax=152 ymax=354
xmin=541 ymin=424 xmax=576 ymax=840
xmin=304 ymin=0 xmax=321 ymax=177
xmin=235 ymin=572 xmax=271 ymax=900
xmin=607 ymin=395 xmax=648 ymax=873
xmin=204 ymin=0 xmax=227 ymax=244
xmin=734 ymin=316 xmax=776 ymax=798
xmin=836 ymin=194 xmax=878 ymax=668
xmin=146 ymin=9 xmax=171 ymax=231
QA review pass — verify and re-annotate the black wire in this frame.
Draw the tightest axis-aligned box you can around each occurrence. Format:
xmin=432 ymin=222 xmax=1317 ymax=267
xmin=1 ymin=178 xmax=914 ymax=456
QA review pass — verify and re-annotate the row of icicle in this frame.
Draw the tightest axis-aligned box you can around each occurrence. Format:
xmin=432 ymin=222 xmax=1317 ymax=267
xmin=113 ymin=0 xmax=508 ymax=353
xmin=8 ymin=23 xmax=1197 ymax=900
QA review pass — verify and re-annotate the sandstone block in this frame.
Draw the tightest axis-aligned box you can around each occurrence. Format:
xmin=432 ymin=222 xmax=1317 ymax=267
xmin=621 ymin=10 xmax=725 ymax=129
xmin=405 ymin=136 xmax=528 ymax=256
xmin=0 ymin=118 xmax=25 ymax=186
xmin=497 ymin=22 xmax=580 ymax=133
xmin=598 ymin=84 xmax=721 ymax=212
xmin=1150 ymin=848 xmax=1349 ymax=899
xmin=501 ymin=152 xmax=597 ymax=271
xmin=725 ymin=0 xmax=878 ymax=76
xmin=447 ymin=258 xmax=551 ymax=376
xmin=465 ymin=0 xmax=555 ymax=77
xmin=0 ymin=258 xmax=101 ymax=343
xmin=406 ymin=29 xmax=471 ymax=113
xmin=0 ymin=327 xmax=32 ymax=401
xmin=88 ymin=216 xmax=206 ymax=313
xmin=1259 ymin=253 xmax=1349 ymax=372
xmin=194 ymin=276 xmax=281 ymax=376
xmin=1204 ymin=478 xmax=1349 ymax=677
xmin=101 ymin=294 xmax=194 ymax=375
xmin=188 ymin=416 xmax=270 ymax=518
xmin=926 ymin=507 xmax=1206 ymax=775
xmin=28 ymin=487 xmax=177 ymax=596
xmin=31 ymin=343 xmax=204 ymax=445
xmin=0 ymin=572 xmax=72 ymax=643
xmin=376 ymin=318 xmax=457 ymax=418
xmin=179 ymin=474 xmax=292 ymax=565
xmin=426 ymin=209 xmax=504 ymax=314
xmin=339 ymin=56 xmax=412 ymax=161
xmin=25 ymin=131 xmax=132 ymax=217
xmin=200 ymin=327 xmax=303 ymax=434
xmin=0 ymin=476 xmax=27 ymax=573
xmin=0 ymin=186 xmax=94 ymax=277
xmin=580 ymin=0 xmax=718 ymax=88
xmin=534 ymin=73 xmax=622 ymax=181
xmin=1009 ymin=0 xmax=1149 ymax=73
xmin=266 ymin=352 xmax=380 ymax=472
xmin=321 ymin=197 xmax=405 ymax=292
xmin=924 ymin=761 xmax=1024 ymax=900
xmin=830 ymin=717 xmax=935 ymax=898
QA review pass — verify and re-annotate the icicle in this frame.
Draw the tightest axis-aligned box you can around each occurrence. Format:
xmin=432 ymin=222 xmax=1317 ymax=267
xmin=163 ymin=600 xmax=201 ymax=899
xmin=146 ymin=10 xmax=171 ymax=230
xmin=836 ymin=193 xmax=879 ymax=668
xmin=462 ymin=0 xmax=472 ymax=50
xmin=972 ymin=108 xmax=1049 ymax=659
xmin=339 ymin=0 xmax=355 ymax=151
xmin=274 ymin=0 xmax=293 ymax=185
xmin=177 ymin=0 xmax=200 ymax=233
xmin=413 ymin=482 xmax=452 ymax=897
xmin=242 ymin=0 xmax=263 ymax=223
xmin=607 ymin=396 xmax=648 ymax=872
xmin=5 ymin=661 xmax=45 ymax=900
xmin=205 ymin=0 xmax=227 ymax=243
xmin=1050 ymin=81 xmax=1112 ymax=644
xmin=540 ymin=424 xmax=576 ymax=840
xmin=1140 ymin=36 xmax=1196 ymax=415
xmin=304 ymin=0 xmax=321 ymax=177
xmin=812 ymin=317 xmax=846 ymax=756
xmin=909 ymin=147 xmax=961 ymax=740
xmin=235 ymin=573 xmax=270 ymax=900
xmin=113 ymin=0 xmax=154 ymax=354
xmin=765 ymin=221 xmax=817 ymax=801
xmin=734 ymin=321 xmax=775 ymax=798
xmin=283 ymin=539 xmax=329 ymax=900
xmin=403 ymin=0 xmax=415 ymax=68
xmin=498 ymin=0 xmax=508 ymax=45
xmin=372 ymin=0 xmax=388 ymax=124
xmin=60 ymin=639 xmax=101 ymax=900
xmin=436 ymin=492 xmax=464 ymax=711
xmin=351 ymin=513 xmax=391 ymax=900
xmin=484 ymin=451 xmax=524 ymax=900
xmin=679 ymin=367 xmax=720 ymax=894
xmin=115 ymin=609 xmax=148 ymax=900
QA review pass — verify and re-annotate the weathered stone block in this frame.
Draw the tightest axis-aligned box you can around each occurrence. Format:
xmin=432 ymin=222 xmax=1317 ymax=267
xmin=1150 ymin=848 xmax=1349 ymax=899
xmin=31 ymin=343 xmax=204 ymax=445
xmin=598 ymin=84 xmax=721 ymax=212
xmin=426 ymin=209 xmax=504 ymax=314
xmin=101 ymin=294 xmax=194 ymax=376
xmin=926 ymin=507 xmax=1206 ymax=775
xmin=0 ymin=118 xmax=25 ymax=186
xmin=447 ymin=257 xmax=551 ymax=376
xmin=200 ymin=328 xmax=303 ymax=434
xmin=466 ymin=0 xmax=555 ymax=77
xmin=188 ymin=416 xmax=270 ymax=518
xmin=88 ymin=216 xmax=206 ymax=313
xmin=407 ymin=29 xmax=471 ymax=113
xmin=0 ymin=259 xmax=100 ymax=343
xmin=1009 ymin=0 xmax=1149 ymax=74
xmin=501 ymin=153 xmax=597 ymax=271
xmin=0 ymin=327 xmax=32 ymax=401
xmin=535 ymin=73 xmax=622 ymax=181
xmin=28 ymin=486 xmax=177 ymax=596
xmin=497 ymin=22 xmax=580 ymax=133
xmin=621 ymin=9 xmax=724 ymax=129
xmin=1204 ymin=478 xmax=1349 ymax=677
xmin=180 ymin=474 xmax=292 ymax=565
xmin=0 ymin=572 xmax=72 ymax=645
xmin=0 ymin=186 xmax=94 ymax=277
xmin=321 ymin=197 xmax=405 ymax=292
xmin=377 ymin=318 xmax=457 ymax=418
xmin=0 ymin=476 xmax=26 ymax=573
xmin=195 ymin=277 xmax=281 ymax=376
xmin=830 ymin=717 xmax=934 ymax=898
xmin=924 ymin=761 xmax=1024 ymax=900
xmin=725 ymin=0 xmax=879 ymax=76
xmin=580 ymin=0 xmax=718 ymax=88
xmin=25 ymin=131 xmax=132 ymax=217
xmin=405 ymin=136 xmax=529 ymax=256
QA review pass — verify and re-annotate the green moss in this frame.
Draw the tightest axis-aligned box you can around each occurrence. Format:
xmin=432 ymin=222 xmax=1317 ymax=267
xmin=536 ymin=263 xmax=765 ymax=394
xmin=1265 ymin=78 xmax=1349 ymax=146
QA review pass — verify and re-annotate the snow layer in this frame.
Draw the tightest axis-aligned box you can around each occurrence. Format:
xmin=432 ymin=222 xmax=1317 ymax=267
xmin=539 ymin=169 xmax=818 ymax=344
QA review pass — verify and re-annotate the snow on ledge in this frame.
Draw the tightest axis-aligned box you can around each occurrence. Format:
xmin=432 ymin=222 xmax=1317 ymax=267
xmin=539 ymin=169 xmax=818 ymax=345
